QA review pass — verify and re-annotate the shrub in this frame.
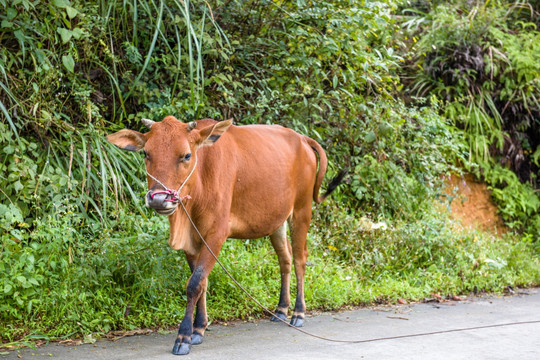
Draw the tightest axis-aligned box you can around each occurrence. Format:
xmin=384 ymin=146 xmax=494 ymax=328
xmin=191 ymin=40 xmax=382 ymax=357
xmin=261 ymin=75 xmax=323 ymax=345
xmin=398 ymin=0 xmax=540 ymax=235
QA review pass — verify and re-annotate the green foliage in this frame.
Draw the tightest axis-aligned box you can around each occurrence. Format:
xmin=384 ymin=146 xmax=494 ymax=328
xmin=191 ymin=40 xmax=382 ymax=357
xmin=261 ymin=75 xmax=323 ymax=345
xmin=1 ymin=209 xmax=185 ymax=341
xmin=0 ymin=0 xmax=538 ymax=346
xmin=401 ymin=1 xmax=539 ymax=167
xmin=313 ymin=203 xmax=539 ymax=297
xmin=213 ymin=1 xmax=465 ymax=220
xmin=478 ymin=163 xmax=540 ymax=237
xmin=1 ymin=205 xmax=537 ymax=343
xmin=0 ymin=121 xmax=147 ymax=234
xmin=213 ymin=0 xmax=402 ymax=125
xmin=398 ymin=0 xmax=540 ymax=235
xmin=0 ymin=0 xmax=465 ymax=226
xmin=0 ymin=0 xmax=228 ymax=129
xmin=0 ymin=0 xmax=229 ymax=231
xmin=348 ymin=99 xmax=466 ymax=219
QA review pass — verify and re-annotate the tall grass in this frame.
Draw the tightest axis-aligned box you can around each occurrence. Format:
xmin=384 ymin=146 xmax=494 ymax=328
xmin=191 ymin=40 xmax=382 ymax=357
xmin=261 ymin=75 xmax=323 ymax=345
xmin=0 ymin=0 xmax=228 ymax=226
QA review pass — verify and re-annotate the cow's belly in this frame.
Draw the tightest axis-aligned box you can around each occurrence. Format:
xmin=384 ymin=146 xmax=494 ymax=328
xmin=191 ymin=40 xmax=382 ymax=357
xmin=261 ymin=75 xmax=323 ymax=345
xmin=228 ymin=200 xmax=293 ymax=239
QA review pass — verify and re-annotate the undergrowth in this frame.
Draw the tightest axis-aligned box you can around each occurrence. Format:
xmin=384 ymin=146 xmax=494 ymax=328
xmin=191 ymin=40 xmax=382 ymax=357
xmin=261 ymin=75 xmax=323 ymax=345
xmin=1 ymin=204 xmax=538 ymax=344
xmin=398 ymin=0 xmax=540 ymax=237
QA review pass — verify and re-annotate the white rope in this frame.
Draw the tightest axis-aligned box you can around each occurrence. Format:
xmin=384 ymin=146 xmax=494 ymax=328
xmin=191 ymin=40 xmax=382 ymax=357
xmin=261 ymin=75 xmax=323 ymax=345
xmin=146 ymin=158 xmax=198 ymax=201
xmin=178 ymin=199 xmax=540 ymax=344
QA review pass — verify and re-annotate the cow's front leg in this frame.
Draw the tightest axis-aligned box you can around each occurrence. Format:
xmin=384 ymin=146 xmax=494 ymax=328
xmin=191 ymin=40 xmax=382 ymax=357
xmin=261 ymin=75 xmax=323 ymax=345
xmin=172 ymin=240 xmax=224 ymax=356
xmin=172 ymin=266 xmax=206 ymax=355
xmin=184 ymin=253 xmax=208 ymax=346
xmin=191 ymin=279 xmax=208 ymax=345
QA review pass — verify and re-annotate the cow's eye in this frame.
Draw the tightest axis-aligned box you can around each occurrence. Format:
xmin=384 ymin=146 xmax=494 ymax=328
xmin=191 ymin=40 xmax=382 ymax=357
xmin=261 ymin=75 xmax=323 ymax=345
xmin=184 ymin=153 xmax=192 ymax=161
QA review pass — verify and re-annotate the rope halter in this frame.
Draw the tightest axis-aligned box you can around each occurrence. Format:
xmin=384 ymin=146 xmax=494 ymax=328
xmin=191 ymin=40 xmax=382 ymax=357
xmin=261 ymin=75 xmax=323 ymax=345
xmin=146 ymin=158 xmax=197 ymax=203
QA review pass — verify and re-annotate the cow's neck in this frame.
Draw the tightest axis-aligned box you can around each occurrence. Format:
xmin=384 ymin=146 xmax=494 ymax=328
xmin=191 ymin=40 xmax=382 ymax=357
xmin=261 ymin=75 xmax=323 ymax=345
xmin=167 ymin=148 xmax=217 ymax=255
xmin=168 ymin=202 xmax=197 ymax=255
xmin=166 ymin=167 xmax=207 ymax=255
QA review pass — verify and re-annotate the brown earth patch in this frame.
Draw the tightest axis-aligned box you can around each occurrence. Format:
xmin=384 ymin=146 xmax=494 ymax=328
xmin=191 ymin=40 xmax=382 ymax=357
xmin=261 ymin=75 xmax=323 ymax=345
xmin=444 ymin=174 xmax=508 ymax=235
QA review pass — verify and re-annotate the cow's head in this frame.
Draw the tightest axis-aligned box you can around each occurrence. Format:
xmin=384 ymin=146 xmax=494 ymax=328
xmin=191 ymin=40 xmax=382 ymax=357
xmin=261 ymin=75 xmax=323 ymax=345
xmin=107 ymin=116 xmax=232 ymax=215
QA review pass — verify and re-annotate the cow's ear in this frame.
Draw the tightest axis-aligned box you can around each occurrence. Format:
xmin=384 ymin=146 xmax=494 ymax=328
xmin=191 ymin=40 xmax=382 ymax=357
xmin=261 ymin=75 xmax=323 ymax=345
xmin=197 ymin=119 xmax=233 ymax=147
xmin=107 ymin=129 xmax=146 ymax=151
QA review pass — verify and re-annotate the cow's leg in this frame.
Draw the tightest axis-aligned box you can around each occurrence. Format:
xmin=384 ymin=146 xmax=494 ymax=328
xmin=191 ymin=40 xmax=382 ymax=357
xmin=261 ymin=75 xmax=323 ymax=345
xmin=289 ymin=210 xmax=311 ymax=327
xmin=172 ymin=240 xmax=224 ymax=356
xmin=269 ymin=221 xmax=292 ymax=322
xmin=191 ymin=280 xmax=208 ymax=345
xmin=184 ymin=253 xmax=207 ymax=346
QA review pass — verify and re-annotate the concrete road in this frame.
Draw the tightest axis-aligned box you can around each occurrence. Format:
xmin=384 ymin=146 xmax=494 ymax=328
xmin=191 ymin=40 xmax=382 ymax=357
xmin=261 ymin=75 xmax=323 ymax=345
xmin=3 ymin=289 xmax=539 ymax=360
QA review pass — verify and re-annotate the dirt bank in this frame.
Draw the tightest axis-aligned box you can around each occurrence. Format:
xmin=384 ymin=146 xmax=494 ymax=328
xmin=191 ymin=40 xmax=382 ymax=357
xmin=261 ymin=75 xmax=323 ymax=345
xmin=445 ymin=174 xmax=508 ymax=235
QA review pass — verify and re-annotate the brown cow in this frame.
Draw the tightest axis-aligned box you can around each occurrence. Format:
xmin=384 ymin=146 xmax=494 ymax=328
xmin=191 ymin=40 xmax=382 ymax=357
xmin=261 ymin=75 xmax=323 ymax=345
xmin=107 ymin=116 xmax=343 ymax=355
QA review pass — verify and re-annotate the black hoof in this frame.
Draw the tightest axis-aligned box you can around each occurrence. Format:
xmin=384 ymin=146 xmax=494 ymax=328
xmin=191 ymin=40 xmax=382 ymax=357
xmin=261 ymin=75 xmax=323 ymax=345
xmin=290 ymin=315 xmax=305 ymax=327
xmin=172 ymin=338 xmax=191 ymax=355
xmin=270 ymin=312 xmax=288 ymax=322
xmin=191 ymin=333 xmax=204 ymax=345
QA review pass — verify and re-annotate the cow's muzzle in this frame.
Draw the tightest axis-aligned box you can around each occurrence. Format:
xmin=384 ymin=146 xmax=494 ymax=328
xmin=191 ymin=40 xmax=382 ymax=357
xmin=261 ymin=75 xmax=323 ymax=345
xmin=145 ymin=191 xmax=178 ymax=216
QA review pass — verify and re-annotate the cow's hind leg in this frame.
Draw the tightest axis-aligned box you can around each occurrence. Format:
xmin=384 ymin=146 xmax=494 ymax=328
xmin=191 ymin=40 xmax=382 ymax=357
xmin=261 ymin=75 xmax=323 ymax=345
xmin=269 ymin=221 xmax=292 ymax=322
xmin=288 ymin=209 xmax=311 ymax=327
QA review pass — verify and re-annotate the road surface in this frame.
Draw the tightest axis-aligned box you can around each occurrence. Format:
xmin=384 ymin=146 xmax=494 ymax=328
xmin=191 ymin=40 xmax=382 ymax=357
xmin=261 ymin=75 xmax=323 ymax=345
xmin=3 ymin=289 xmax=539 ymax=359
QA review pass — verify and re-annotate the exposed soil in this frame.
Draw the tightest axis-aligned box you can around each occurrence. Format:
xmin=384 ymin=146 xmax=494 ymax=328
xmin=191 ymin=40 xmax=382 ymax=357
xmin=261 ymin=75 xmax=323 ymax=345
xmin=444 ymin=174 xmax=508 ymax=235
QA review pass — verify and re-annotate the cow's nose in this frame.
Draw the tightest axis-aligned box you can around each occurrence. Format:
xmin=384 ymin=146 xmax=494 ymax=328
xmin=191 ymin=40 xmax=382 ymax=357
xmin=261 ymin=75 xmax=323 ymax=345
xmin=146 ymin=191 xmax=178 ymax=215
xmin=146 ymin=191 xmax=168 ymax=208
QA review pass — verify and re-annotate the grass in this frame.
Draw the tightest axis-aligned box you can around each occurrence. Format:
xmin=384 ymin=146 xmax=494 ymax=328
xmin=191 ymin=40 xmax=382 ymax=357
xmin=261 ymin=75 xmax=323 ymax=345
xmin=1 ymin=203 xmax=538 ymax=346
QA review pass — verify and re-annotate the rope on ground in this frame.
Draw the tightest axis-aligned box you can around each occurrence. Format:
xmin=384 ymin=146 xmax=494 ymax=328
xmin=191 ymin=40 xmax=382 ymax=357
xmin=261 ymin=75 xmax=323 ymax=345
xmin=179 ymin=200 xmax=540 ymax=344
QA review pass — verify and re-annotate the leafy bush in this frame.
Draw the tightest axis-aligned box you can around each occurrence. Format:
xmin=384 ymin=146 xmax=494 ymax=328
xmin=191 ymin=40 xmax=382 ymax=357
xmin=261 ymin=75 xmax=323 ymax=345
xmin=347 ymin=99 xmax=466 ymax=219
xmin=215 ymin=1 xmax=464 ymax=220
xmin=312 ymin=202 xmax=539 ymax=297
xmin=401 ymin=0 xmax=539 ymax=173
xmin=479 ymin=163 xmax=540 ymax=238
xmin=0 ymin=122 xmax=147 ymax=234
xmin=0 ymin=0 xmax=229 ymax=229
xmin=213 ymin=0 xmax=401 ymax=125
xmin=1 ymin=208 xmax=186 ymax=341
xmin=1 ymin=0 xmax=460 ymax=230
xmin=398 ymin=0 xmax=540 ymax=234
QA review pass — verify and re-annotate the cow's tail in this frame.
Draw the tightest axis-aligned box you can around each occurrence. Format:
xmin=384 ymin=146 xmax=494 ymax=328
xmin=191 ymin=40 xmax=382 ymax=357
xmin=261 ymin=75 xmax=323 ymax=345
xmin=305 ymin=136 xmax=347 ymax=204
